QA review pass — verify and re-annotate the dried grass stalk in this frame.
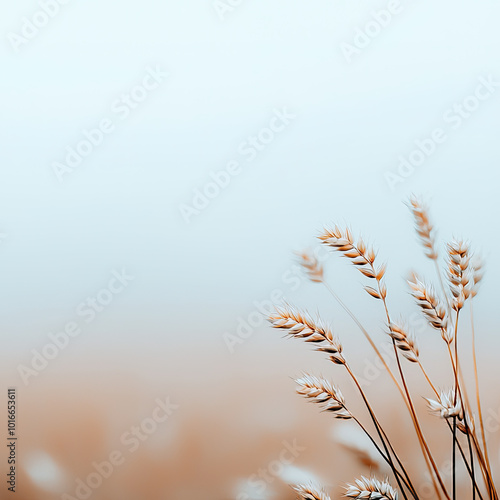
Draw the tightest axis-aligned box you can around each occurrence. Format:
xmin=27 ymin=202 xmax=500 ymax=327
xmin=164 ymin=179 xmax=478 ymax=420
xmin=267 ymin=197 xmax=498 ymax=500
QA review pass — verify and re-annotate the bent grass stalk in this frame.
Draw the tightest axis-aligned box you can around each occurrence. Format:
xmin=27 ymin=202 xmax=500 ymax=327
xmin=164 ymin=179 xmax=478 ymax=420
xmin=268 ymin=199 xmax=496 ymax=500
xmin=300 ymin=261 xmax=443 ymax=499
xmin=319 ymin=228 xmax=448 ymax=499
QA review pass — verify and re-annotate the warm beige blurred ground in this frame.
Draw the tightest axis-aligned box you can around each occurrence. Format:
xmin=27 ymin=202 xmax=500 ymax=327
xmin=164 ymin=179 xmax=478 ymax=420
xmin=2 ymin=333 xmax=499 ymax=500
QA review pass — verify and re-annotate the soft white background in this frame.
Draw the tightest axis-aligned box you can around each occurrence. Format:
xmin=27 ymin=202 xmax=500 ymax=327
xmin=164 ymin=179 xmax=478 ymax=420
xmin=1 ymin=0 xmax=499 ymax=363
xmin=2 ymin=2 xmax=500 ymax=499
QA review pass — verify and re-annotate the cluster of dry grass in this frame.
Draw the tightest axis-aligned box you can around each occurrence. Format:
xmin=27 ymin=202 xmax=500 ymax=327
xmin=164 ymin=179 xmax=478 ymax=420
xmin=268 ymin=197 xmax=495 ymax=500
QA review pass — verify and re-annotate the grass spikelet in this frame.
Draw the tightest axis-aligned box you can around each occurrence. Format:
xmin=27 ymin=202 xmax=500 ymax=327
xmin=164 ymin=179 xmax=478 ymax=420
xmin=319 ymin=226 xmax=386 ymax=300
xmin=345 ymin=476 xmax=399 ymax=500
xmin=407 ymin=274 xmax=450 ymax=342
xmin=388 ymin=322 xmax=419 ymax=363
xmin=268 ymin=304 xmax=345 ymax=364
xmin=268 ymin=197 xmax=497 ymax=500
xmin=425 ymin=390 xmax=463 ymax=420
xmin=408 ymin=196 xmax=437 ymax=260
xmin=470 ymin=256 xmax=483 ymax=298
xmin=295 ymin=374 xmax=352 ymax=419
xmin=293 ymin=483 xmax=332 ymax=500
xmin=297 ymin=251 xmax=324 ymax=283
xmin=447 ymin=240 xmax=471 ymax=311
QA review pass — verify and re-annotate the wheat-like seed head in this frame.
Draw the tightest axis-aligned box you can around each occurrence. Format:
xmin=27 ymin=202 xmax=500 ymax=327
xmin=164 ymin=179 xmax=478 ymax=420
xmin=319 ymin=226 xmax=387 ymax=301
xmin=295 ymin=374 xmax=352 ymax=419
xmin=407 ymin=196 xmax=438 ymax=260
xmin=268 ymin=304 xmax=345 ymax=364
xmin=407 ymin=274 xmax=450 ymax=342
xmin=267 ymin=199 xmax=494 ymax=499
xmin=388 ymin=322 xmax=419 ymax=363
xmin=425 ymin=389 xmax=463 ymax=420
xmin=293 ymin=483 xmax=331 ymax=500
xmin=447 ymin=240 xmax=471 ymax=311
xmin=470 ymin=256 xmax=483 ymax=298
xmin=268 ymin=303 xmax=333 ymax=342
xmin=345 ymin=476 xmax=398 ymax=500
xmin=296 ymin=251 xmax=324 ymax=283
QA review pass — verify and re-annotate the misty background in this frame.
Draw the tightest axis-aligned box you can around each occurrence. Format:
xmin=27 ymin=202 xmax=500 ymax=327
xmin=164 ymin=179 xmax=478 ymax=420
xmin=1 ymin=1 xmax=499 ymax=498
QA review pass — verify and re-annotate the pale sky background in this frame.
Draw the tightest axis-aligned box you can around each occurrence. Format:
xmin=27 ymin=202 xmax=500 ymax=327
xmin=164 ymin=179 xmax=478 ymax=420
xmin=1 ymin=0 xmax=500 ymax=364
xmin=1 ymin=4 xmax=500 ymax=498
